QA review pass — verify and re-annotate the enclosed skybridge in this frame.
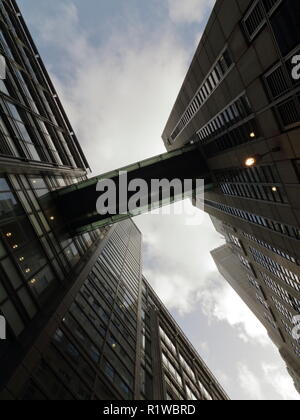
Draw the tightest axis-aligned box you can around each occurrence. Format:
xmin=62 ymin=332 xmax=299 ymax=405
xmin=53 ymin=144 xmax=213 ymax=234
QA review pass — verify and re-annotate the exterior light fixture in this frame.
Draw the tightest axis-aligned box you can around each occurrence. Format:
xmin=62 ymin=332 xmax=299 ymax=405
xmin=12 ymin=244 xmax=18 ymax=249
xmin=272 ymin=187 xmax=278 ymax=192
xmin=244 ymin=156 xmax=257 ymax=167
xmin=19 ymin=257 xmax=25 ymax=262
xmin=50 ymin=216 xmax=55 ymax=221
xmin=30 ymin=278 xmax=37 ymax=285
xmin=243 ymin=147 xmax=281 ymax=168
xmin=25 ymin=268 xmax=31 ymax=273
xmin=249 ymin=132 xmax=256 ymax=138
xmin=6 ymin=232 xmax=12 ymax=237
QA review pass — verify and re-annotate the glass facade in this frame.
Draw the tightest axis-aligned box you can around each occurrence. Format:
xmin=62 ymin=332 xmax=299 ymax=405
xmin=0 ymin=1 xmax=103 ymax=387
xmin=3 ymin=221 xmax=228 ymax=401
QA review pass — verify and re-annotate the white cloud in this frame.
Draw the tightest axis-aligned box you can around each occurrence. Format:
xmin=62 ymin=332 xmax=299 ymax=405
xmin=139 ymin=206 xmax=224 ymax=315
xmin=237 ymin=361 xmax=300 ymax=401
xmin=237 ymin=363 xmax=265 ymax=400
xmin=139 ymin=204 xmax=268 ymax=347
xmin=198 ymin=273 xmax=269 ymax=345
xmin=167 ymin=0 xmax=215 ymax=24
xmin=262 ymin=363 xmax=300 ymax=401
xmin=35 ymin=3 xmax=190 ymax=174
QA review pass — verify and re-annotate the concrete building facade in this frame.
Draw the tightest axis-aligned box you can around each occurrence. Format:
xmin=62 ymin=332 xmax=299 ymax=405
xmin=162 ymin=0 xmax=300 ymax=392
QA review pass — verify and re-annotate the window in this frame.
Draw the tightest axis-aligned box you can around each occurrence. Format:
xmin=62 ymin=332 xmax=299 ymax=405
xmin=0 ymin=117 xmax=20 ymax=156
xmin=170 ymin=49 xmax=233 ymax=142
xmin=28 ymin=265 xmax=56 ymax=298
xmin=179 ymin=353 xmax=196 ymax=381
xmin=261 ymin=271 xmax=300 ymax=311
xmin=239 ymin=254 xmax=252 ymax=271
xmin=272 ymin=297 xmax=294 ymax=322
xmin=186 ymin=384 xmax=198 ymax=400
xmin=164 ymin=374 xmax=184 ymax=400
xmin=243 ymin=231 xmax=297 ymax=265
xmin=107 ymin=333 xmax=135 ymax=373
xmin=101 ymin=358 xmax=133 ymax=400
xmin=217 ymin=164 xmax=288 ymax=204
xmin=64 ymin=242 xmax=80 ymax=267
xmin=162 ymin=353 xmax=182 ymax=387
xmin=198 ymin=380 xmax=213 ymax=400
xmin=0 ymin=79 xmax=9 ymax=95
xmin=276 ymin=97 xmax=300 ymax=128
xmin=262 ymin=0 xmax=281 ymax=14
xmin=1 ymin=300 xmax=24 ymax=336
xmin=270 ymin=0 xmax=300 ymax=56
xmin=265 ymin=65 xmax=289 ymax=99
xmin=1 ymin=257 xmax=22 ymax=289
xmin=247 ymin=274 xmax=261 ymax=290
xmin=205 ymin=200 xmax=300 ymax=242
xmin=72 ymin=299 xmax=105 ymax=342
xmin=141 ymin=367 xmax=153 ymax=399
xmin=256 ymin=293 xmax=269 ymax=310
xmin=198 ymin=94 xmax=254 ymax=147
xmin=243 ymin=1 xmax=265 ymax=40
xmin=45 ymin=343 xmax=93 ymax=400
xmin=62 ymin=313 xmax=101 ymax=363
xmin=34 ymin=360 xmax=74 ymax=400
xmin=159 ymin=326 xmax=176 ymax=354
xmin=250 ymin=248 xmax=300 ymax=293
xmin=18 ymin=288 xmax=37 ymax=319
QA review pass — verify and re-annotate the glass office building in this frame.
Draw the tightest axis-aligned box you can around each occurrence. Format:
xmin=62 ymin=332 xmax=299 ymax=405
xmin=2 ymin=220 xmax=228 ymax=400
xmin=163 ymin=0 xmax=300 ymax=392
xmin=0 ymin=0 xmax=228 ymax=400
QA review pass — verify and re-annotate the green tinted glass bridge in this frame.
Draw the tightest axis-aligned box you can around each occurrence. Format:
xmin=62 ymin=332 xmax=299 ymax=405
xmin=52 ymin=145 xmax=213 ymax=234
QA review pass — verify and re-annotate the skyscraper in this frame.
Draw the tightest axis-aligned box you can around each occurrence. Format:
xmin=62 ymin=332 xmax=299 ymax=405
xmin=162 ymin=0 xmax=300 ymax=391
xmin=1 ymin=220 xmax=228 ymax=400
xmin=0 ymin=0 xmax=228 ymax=400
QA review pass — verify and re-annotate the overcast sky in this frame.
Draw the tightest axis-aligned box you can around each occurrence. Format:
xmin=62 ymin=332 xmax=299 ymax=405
xmin=18 ymin=0 xmax=300 ymax=400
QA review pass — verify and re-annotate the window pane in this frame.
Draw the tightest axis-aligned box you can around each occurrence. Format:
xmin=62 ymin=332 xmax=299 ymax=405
xmin=1 ymin=300 xmax=24 ymax=336
xmin=29 ymin=265 xmax=56 ymax=297
xmin=18 ymin=288 xmax=37 ymax=318
xmin=1 ymin=257 xmax=22 ymax=289
xmin=270 ymin=0 xmax=300 ymax=56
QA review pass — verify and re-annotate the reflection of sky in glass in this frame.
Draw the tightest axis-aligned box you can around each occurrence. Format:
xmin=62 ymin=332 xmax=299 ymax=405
xmin=0 ymin=192 xmax=18 ymax=216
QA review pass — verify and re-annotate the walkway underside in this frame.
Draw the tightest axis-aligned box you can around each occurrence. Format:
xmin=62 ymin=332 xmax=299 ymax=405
xmin=53 ymin=145 xmax=213 ymax=234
